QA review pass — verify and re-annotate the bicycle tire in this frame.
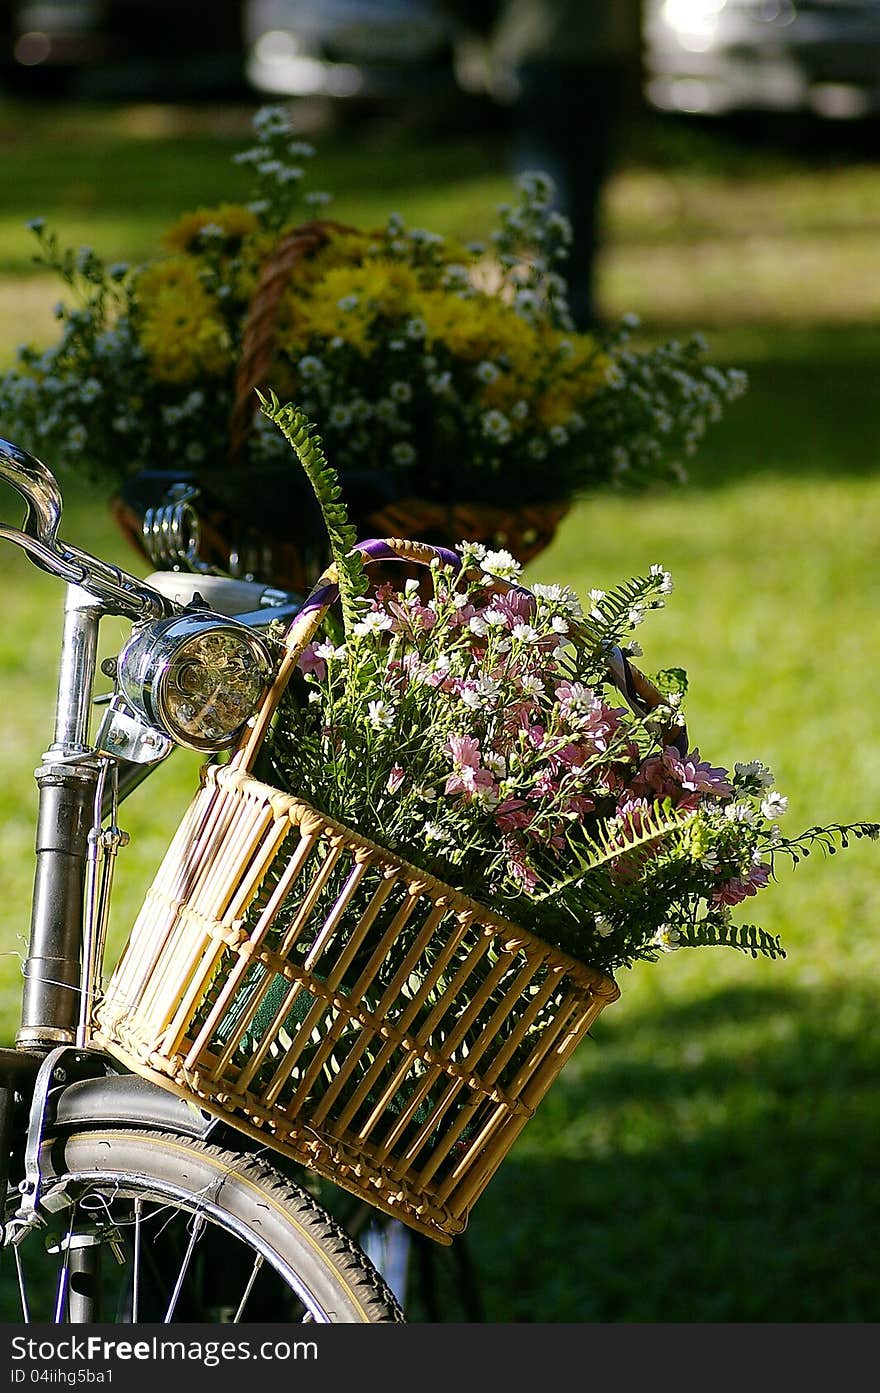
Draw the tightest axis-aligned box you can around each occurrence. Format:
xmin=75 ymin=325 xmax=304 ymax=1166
xmin=4 ymin=1127 xmax=404 ymax=1324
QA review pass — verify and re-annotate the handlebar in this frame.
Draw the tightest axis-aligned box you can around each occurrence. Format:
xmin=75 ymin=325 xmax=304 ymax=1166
xmin=0 ymin=439 xmax=178 ymax=622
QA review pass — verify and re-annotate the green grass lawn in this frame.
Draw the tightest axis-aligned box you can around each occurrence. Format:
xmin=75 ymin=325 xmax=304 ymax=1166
xmin=0 ymin=98 xmax=878 ymax=1322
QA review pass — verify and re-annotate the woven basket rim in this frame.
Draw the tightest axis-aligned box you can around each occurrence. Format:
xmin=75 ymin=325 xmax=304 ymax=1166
xmin=211 ymin=761 xmax=620 ymax=1006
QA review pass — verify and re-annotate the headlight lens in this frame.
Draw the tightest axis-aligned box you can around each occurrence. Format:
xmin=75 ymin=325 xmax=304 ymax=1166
xmin=117 ymin=614 xmax=274 ymax=751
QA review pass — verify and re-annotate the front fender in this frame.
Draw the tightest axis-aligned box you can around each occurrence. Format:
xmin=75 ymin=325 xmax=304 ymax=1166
xmin=52 ymin=1071 xmax=217 ymax=1140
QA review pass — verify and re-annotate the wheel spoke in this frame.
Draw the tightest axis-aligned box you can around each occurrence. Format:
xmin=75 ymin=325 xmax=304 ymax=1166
xmin=131 ymin=1198 xmax=143 ymax=1324
xmin=53 ymin=1210 xmax=78 ymax=1324
xmin=232 ymin=1253 xmax=264 ymax=1323
xmin=13 ymin=1243 xmax=30 ymax=1323
xmin=163 ymin=1212 xmax=206 ymax=1323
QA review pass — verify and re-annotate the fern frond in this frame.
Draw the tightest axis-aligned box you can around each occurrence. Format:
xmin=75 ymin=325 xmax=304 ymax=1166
xmin=259 ymin=392 xmax=367 ymax=633
xmin=766 ymin=820 xmax=880 ymax=868
xmin=679 ymin=919 xmax=786 ymax=961
xmin=531 ymin=800 xmax=691 ymax=901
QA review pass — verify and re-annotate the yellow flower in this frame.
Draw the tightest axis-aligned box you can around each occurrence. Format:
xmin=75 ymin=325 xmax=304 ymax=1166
xmin=533 ymin=330 xmax=610 ymax=424
xmin=416 ymin=289 xmax=539 ymax=369
xmin=136 ymin=258 xmax=230 ymax=384
xmin=284 ymin=261 xmax=421 ymax=356
xmin=163 ymin=203 xmax=258 ymax=253
xmin=286 ymin=229 xmax=371 ymax=287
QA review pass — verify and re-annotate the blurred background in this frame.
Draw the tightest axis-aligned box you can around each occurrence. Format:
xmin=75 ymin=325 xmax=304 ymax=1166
xmin=0 ymin=0 xmax=878 ymax=1322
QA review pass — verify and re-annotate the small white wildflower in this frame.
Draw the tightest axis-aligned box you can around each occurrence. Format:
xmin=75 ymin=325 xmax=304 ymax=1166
xmin=650 ymin=564 xmax=674 ymax=593
xmin=511 ymin=623 xmax=539 ymax=643
xmin=484 ymin=752 xmax=507 ymax=777
xmin=481 ymin=548 xmax=520 ymax=579
xmin=474 ymin=676 xmax=501 ymax=703
xmin=367 ymin=700 xmax=395 ymax=730
xmin=468 ymin=615 xmax=489 ymax=637
xmin=298 ymin=355 xmax=324 ymax=379
xmin=725 ymin=802 xmax=758 ymax=826
xmin=391 ymin=442 xmax=416 ymax=467
xmin=626 ymin=640 xmax=643 ymax=657
xmin=595 ymin=915 xmax=614 ymax=938
xmin=551 ymin=616 xmax=569 ymax=635
xmin=548 ymin=424 xmax=568 ymax=447
xmin=735 ymin=760 xmax=774 ymax=789
xmin=653 ymin=925 xmax=681 ymax=953
xmin=314 ymin=640 xmax=346 ymax=661
xmin=484 ymin=608 xmax=508 ymax=628
xmin=475 ymin=361 xmax=499 ymax=384
xmin=605 ymin=363 xmax=624 ymax=388
xmin=521 ymin=674 xmax=546 ymax=699
xmin=353 ymin=611 xmax=394 ymax=636
xmin=481 ymin=409 xmax=512 ymax=443
xmin=389 ymin=380 xmax=412 ymax=403
xmin=628 ymin=607 xmax=645 ymax=628
xmin=515 ymin=289 xmax=539 ymax=316
xmin=761 ymin=792 xmax=789 ymax=820
xmin=423 ymin=821 xmax=447 ymax=842
xmin=253 ymin=104 xmax=290 ymax=136
xmin=337 ymin=294 xmax=359 ymax=313
xmin=79 ymin=378 xmax=102 ymax=403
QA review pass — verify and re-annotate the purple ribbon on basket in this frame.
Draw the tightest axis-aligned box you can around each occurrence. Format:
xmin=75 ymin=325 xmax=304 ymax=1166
xmin=296 ymin=537 xmax=463 ymax=625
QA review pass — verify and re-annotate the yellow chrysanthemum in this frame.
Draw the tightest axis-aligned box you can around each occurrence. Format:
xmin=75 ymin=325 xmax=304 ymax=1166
xmin=230 ymin=229 xmax=278 ymax=304
xmin=137 ymin=260 xmax=230 ymax=384
xmin=415 ymin=289 xmax=540 ymax=370
xmin=286 ymin=229 xmax=371 ymax=287
xmin=285 ymin=261 xmax=421 ymax=355
xmin=162 ymin=203 xmax=259 ymax=253
xmin=136 ymin=256 xmax=204 ymax=302
xmin=534 ymin=331 xmax=611 ymax=423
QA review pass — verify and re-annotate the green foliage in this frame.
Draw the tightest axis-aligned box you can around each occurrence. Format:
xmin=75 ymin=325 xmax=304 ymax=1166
xmin=678 ymin=917 xmax=786 ymax=960
xmin=257 ymin=392 xmax=367 ymax=633
xmin=532 ymin=797 xmax=691 ymax=900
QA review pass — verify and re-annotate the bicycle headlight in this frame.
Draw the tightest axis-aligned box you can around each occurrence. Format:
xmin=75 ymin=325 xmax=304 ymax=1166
xmin=117 ymin=613 xmax=274 ymax=752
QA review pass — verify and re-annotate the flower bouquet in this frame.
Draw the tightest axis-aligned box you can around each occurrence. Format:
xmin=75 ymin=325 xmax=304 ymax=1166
xmin=91 ymin=398 xmax=876 ymax=1240
xmin=0 ymin=105 xmax=747 ymax=588
xmin=258 ymin=398 xmax=877 ymax=976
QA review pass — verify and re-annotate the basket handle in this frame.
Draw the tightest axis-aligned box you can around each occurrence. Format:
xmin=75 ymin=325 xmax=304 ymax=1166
xmin=234 ymin=537 xmax=460 ymax=770
xmin=233 ymin=536 xmax=687 ymax=772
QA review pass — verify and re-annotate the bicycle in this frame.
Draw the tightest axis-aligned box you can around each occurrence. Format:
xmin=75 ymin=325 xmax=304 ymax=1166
xmin=0 ymin=436 xmax=405 ymax=1323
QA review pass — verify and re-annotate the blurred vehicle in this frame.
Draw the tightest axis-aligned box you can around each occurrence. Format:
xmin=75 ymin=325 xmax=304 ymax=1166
xmin=243 ymin=0 xmax=458 ymax=102
xmin=4 ymin=0 xmax=247 ymax=96
xmin=643 ymin=0 xmax=880 ymax=120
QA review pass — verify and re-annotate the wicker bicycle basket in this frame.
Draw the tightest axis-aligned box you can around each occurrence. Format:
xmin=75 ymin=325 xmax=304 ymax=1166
xmin=91 ymin=539 xmax=643 ymax=1243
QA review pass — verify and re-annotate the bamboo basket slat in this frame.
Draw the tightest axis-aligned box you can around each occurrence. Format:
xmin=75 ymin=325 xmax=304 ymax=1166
xmin=90 ymin=537 xmax=636 ymax=1243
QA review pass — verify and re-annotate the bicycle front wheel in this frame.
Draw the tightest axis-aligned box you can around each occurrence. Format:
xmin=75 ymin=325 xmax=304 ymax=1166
xmin=5 ymin=1127 xmax=404 ymax=1323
